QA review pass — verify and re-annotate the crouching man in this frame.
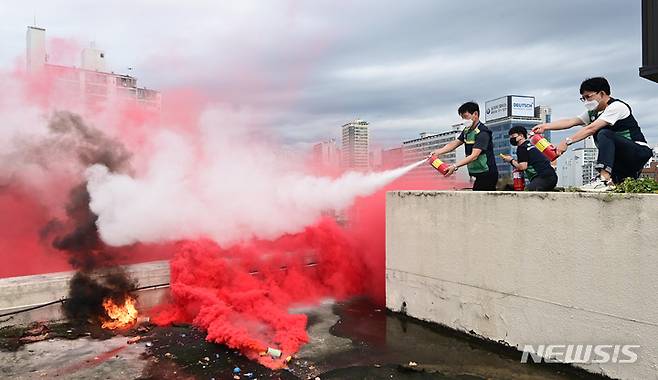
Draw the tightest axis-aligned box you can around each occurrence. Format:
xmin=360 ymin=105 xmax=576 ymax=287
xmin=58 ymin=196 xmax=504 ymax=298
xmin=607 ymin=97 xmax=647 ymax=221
xmin=533 ymin=77 xmax=652 ymax=191
xmin=500 ymin=126 xmax=558 ymax=191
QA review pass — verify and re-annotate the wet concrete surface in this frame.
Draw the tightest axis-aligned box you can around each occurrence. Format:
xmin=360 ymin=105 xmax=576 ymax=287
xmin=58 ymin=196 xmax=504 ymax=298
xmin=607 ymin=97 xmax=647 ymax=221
xmin=0 ymin=335 xmax=146 ymax=379
xmin=0 ymin=299 xmax=607 ymax=379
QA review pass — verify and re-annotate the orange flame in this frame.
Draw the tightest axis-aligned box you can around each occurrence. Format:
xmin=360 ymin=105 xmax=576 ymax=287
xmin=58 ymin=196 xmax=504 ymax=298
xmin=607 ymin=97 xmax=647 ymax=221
xmin=101 ymin=296 xmax=138 ymax=330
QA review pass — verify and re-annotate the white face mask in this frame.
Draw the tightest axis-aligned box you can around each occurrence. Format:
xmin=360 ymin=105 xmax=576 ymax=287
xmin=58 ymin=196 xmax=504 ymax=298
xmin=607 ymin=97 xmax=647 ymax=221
xmin=584 ymin=99 xmax=599 ymax=112
xmin=461 ymin=118 xmax=474 ymax=128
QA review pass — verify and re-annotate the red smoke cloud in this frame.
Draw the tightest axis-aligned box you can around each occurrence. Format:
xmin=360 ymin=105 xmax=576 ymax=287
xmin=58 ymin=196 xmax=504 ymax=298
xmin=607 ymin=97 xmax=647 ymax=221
xmin=1 ymin=38 xmax=463 ymax=367
xmin=0 ymin=186 xmax=70 ymax=277
xmin=150 ymin=176 xmax=454 ymax=368
xmin=152 ymin=218 xmax=364 ymax=367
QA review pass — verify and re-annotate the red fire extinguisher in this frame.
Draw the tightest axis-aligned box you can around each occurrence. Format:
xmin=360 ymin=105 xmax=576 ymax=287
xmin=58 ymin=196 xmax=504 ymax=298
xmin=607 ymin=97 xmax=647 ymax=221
xmin=427 ymin=154 xmax=450 ymax=175
xmin=513 ymin=169 xmax=525 ymax=191
xmin=529 ymin=133 xmax=559 ymax=161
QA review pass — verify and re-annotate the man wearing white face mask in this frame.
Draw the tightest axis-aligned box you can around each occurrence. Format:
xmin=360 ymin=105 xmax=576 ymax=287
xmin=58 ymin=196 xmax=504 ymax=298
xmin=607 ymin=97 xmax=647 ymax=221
xmin=430 ymin=101 xmax=498 ymax=191
xmin=532 ymin=77 xmax=652 ymax=192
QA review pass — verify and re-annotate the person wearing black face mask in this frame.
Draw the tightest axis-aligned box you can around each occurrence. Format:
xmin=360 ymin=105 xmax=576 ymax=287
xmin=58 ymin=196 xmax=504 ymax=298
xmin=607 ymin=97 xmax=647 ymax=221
xmin=532 ymin=77 xmax=652 ymax=191
xmin=500 ymin=126 xmax=557 ymax=191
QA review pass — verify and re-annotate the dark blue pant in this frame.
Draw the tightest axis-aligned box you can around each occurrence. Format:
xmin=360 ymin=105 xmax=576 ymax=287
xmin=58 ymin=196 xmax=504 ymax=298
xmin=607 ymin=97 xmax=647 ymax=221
xmin=472 ymin=171 xmax=498 ymax=191
xmin=526 ymin=173 xmax=558 ymax=191
xmin=595 ymin=129 xmax=653 ymax=183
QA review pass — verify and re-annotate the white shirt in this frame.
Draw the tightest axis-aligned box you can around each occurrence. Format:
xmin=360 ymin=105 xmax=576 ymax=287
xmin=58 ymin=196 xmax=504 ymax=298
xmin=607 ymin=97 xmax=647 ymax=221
xmin=577 ymin=101 xmax=631 ymax=126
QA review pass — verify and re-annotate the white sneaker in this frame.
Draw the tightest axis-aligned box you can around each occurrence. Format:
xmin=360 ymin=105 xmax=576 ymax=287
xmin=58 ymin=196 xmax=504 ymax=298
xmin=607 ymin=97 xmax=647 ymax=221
xmin=579 ymin=176 xmax=615 ymax=192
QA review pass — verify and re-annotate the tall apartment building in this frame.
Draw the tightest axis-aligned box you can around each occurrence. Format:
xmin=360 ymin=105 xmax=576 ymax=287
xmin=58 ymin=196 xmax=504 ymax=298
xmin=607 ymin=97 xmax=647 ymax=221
xmin=341 ymin=119 xmax=369 ymax=170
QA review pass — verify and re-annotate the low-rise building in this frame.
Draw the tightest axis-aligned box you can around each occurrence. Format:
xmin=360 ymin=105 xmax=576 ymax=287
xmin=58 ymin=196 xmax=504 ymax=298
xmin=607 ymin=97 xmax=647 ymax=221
xmin=402 ymin=125 xmax=469 ymax=184
xmin=557 ymin=137 xmax=598 ymax=187
xmin=26 ymin=26 xmax=161 ymax=110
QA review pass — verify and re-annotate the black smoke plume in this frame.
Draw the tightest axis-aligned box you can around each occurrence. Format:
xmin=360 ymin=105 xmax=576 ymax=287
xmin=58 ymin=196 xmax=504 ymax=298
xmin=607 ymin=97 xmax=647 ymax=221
xmin=36 ymin=111 xmax=138 ymax=324
xmin=62 ymin=269 xmax=137 ymax=323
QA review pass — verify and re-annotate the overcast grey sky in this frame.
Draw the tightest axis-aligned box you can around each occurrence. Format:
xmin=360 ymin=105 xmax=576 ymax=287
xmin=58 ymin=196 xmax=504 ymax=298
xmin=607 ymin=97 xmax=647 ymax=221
xmin=1 ymin=0 xmax=656 ymax=148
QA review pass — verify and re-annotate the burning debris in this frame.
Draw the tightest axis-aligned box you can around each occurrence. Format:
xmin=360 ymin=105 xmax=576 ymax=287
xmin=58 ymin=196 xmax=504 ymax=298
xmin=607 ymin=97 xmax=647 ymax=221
xmin=101 ymin=295 xmax=138 ymax=330
xmin=29 ymin=111 xmax=141 ymax=329
xmin=62 ymin=270 xmax=138 ymax=328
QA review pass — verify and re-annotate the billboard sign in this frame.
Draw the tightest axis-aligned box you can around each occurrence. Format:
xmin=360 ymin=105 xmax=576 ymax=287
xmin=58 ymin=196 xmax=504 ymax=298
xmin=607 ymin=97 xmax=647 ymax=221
xmin=511 ymin=96 xmax=536 ymax=118
xmin=485 ymin=97 xmax=508 ymax=122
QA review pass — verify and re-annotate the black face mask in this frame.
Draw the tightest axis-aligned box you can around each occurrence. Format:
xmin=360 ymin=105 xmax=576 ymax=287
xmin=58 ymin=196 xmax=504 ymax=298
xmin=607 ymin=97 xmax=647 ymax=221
xmin=509 ymin=137 xmax=518 ymax=146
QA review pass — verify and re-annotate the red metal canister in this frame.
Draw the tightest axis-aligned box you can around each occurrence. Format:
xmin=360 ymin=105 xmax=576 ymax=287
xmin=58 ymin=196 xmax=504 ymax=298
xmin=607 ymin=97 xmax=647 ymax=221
xmin=529 ymin=133 xmax=559 ymax=161
xmin=427 ymin=154 xmax=450 ymax=175
xmin=513 ymin=169 xmax=525 ymax=191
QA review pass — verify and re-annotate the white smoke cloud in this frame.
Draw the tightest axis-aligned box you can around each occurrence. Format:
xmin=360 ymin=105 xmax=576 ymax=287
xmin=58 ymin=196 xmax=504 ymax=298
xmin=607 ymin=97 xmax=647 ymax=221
xmin=86 ymin=107 xmax=423 ymax=246
xmin=0 ymin=72 xmax=423 ymax=249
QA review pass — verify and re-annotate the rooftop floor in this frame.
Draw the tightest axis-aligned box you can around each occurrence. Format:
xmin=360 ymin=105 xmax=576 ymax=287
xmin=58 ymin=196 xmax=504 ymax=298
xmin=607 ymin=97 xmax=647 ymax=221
xmin=0 ymin=299 xmax=605 ymax=380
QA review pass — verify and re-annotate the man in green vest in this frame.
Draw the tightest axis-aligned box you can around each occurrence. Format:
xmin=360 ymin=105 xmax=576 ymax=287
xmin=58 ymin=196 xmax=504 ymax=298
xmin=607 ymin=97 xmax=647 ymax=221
xmin=533 ymin=77 xmax=652 ymax=191
xmin=500 ymin=126 xmax=557 ymax=191
xmin=430 ymin=102 xmax=499 ymax=191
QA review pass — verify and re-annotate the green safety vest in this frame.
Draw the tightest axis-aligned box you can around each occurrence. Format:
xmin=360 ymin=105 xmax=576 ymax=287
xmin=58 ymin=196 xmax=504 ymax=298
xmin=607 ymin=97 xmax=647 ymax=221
xmin=462 ymin=126 xmax=489 ymax=175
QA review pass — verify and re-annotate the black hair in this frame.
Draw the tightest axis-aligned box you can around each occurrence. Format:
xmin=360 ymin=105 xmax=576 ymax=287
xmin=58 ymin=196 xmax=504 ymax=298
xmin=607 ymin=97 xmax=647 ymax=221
xmin=508 ymin=126 xmax=527 ymax=138
xmin=458 ymin=101 xmax=479 ymax=116
xmin=580 ymin=77 xmax=611 ymax=95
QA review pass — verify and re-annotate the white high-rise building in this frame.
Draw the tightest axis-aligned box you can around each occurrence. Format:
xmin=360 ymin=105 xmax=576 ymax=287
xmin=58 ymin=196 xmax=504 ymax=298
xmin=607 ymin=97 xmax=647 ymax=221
xmin=402 ymin=124 xmax=469 ymax=183
xmin=557 ymin=137 xmax=598 ymax=187
xmin=341 ymin=119 xmax=369 ymax=170
xmin=25 ymin=26 xmax=161 ymax=109
xmin=26 ymin=26 xmax=47 ymax=73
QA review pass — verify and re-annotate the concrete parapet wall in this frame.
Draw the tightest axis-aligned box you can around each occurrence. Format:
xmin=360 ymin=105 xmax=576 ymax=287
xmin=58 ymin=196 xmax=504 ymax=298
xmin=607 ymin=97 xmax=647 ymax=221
xmin=386 ymin=191 xmax=658 ymax=380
